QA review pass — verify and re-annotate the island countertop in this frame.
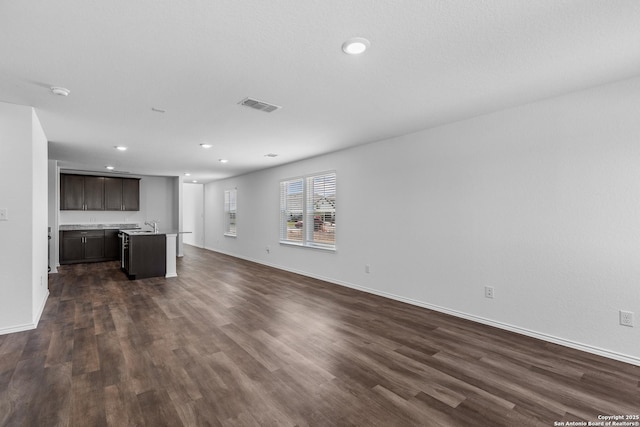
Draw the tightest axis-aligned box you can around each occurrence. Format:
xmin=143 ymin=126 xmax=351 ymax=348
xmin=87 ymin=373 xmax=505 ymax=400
xmin=120 ymin=229 xmax=189 ymax=236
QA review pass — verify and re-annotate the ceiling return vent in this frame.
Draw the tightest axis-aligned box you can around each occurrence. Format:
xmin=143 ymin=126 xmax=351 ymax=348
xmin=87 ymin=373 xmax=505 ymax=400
xmin=238 ymin=97 xmax=281 ymax=113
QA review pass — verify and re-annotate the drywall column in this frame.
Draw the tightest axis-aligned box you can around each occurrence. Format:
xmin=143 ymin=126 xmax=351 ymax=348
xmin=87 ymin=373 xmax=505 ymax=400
xmin=31 ymin=109 xmax=48 ymax=320
xmin=0 ymin=102 xmax=49 ymax=334
xmin=175 ymin=176 xmax=184 ymax=256
xmin=47 ymin=160 xmax=59 ymax=273
xmin=165 ymin=233 xmax=178 ymax=277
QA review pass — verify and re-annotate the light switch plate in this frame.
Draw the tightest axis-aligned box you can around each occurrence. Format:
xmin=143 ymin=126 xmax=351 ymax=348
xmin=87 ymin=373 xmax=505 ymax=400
xmin=0 ymin=208 xmax=7 ymax=221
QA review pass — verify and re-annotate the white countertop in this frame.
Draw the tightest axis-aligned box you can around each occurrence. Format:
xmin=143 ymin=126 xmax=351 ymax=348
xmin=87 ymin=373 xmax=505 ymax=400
xmin=59 ymin=223 xmax=140 ymax=231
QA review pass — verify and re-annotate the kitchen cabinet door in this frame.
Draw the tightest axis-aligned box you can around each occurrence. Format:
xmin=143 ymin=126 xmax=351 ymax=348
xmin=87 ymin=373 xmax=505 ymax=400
xmin=104 ymin=230 xmax=120 ymax=260
xmin=84 ymin=176 xmax=104 ymax=210
xmin=122 ymin=178 xmax=140 ymax=211
xmin=60 ymin=233 xmax=84 ymax=262
xmin=104 ymin=178 xmax=124 ymax=210
xmin=84 ymin=235 xmax=105 ymax=259
xmin=61 ymin=174 xmax=85 ymax=210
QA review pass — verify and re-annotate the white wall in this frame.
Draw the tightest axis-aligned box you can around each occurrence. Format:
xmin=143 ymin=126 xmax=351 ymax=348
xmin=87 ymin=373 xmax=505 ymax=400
xmin=183 ymin=183 xmax=204 ymax=247
xmin=58 ymin=175 xmax=176 ymax=230
xmin=203 ymin=76 xmax=640 ymax=365
xmin=0 ymin=102 xmax=49 ymax=334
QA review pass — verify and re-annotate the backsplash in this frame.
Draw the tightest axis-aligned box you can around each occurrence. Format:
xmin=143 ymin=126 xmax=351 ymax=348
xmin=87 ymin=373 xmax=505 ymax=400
xmin=59 ymin=209 xmax=145 ymax=225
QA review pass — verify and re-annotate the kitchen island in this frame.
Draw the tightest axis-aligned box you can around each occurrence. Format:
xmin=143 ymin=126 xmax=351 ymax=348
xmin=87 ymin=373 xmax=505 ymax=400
xmin=120 ymin=230 xmax=178 ymax=280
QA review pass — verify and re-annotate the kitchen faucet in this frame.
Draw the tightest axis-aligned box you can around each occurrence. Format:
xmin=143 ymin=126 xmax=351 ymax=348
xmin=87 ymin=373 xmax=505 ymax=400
xmin=145 ymin=220 xmax=159 ymax=233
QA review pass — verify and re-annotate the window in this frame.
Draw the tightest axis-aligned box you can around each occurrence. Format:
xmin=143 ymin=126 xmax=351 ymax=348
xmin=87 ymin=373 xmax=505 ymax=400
xmin=280 ymin=172 xmax=336 ymax=249
xmin=224 ymin=188 xmax=237 ymax=236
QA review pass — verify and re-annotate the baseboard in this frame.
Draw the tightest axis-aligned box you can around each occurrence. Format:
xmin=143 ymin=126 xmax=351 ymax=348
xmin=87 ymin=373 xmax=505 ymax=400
xmin=202 ymin=247 xmax=640 ymax=367
xmin=34 ymin=289 xmax=49 ymax=325
xmin=0 ymin=322 xmax=38 ymax=335
xmin=0 ymin=289 xmax=50 ymax=336
xmin=337 ymin=286 xmax=640 ymax=367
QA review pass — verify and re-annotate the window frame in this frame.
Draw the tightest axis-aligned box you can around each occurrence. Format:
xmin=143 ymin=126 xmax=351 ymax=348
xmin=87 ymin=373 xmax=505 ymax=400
xmin=279 ymin=171 xmax=336 ymax=251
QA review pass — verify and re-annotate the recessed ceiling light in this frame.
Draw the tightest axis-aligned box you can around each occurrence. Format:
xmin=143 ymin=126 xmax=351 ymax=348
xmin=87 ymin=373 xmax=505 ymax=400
xmin=50 ymin=86 xmax=70 ymax=96
xmin=219 ymin=159 xmax=229 ymax=163
xmin=115 ymin=146 xmax=127 ymax=151
xmin=184 ymin=173 xmax=191 ymax=176
xmin=192 ymin=180 xmax=198 ymax=183
xmin=200 ymin=143 xmax=212 ymax=149
xmin=105 ymin=166 xmax=115 ymax=170
xmin=342 ymin=37 xmax=370 ymax=55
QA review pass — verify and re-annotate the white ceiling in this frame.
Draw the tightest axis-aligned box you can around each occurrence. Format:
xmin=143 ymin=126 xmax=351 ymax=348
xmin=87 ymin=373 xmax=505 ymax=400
xmin=2 ymin=1 xmax=640 ymax=183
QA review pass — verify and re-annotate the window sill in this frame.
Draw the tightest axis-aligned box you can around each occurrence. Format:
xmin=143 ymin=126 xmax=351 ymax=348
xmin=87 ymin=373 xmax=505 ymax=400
xmin=279 ymin=241 xmax=336 ymax=252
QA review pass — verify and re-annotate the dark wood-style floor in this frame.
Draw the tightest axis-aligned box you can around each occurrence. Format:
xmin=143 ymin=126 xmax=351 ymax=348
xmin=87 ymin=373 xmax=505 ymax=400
xmin=1 ymin=246 xmax=638 ymax=426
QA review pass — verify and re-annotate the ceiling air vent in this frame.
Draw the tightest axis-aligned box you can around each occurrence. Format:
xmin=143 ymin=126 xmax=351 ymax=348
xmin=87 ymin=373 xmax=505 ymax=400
xmin=238 ymin=97 xmax=281 ymax=113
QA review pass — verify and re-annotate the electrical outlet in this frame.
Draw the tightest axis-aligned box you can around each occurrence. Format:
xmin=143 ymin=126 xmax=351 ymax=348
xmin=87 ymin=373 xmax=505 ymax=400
xmin=365 ymin=264 xmax=370 ymax=274
xmin=620 ymin=310 xmax=634 ymax=327
xmin=484 ymin=286 xmax=494 ymax=299
xmin=0 ymin=208 xmax=7 ymax=221
xmin=265 ymin=246 xmax=270 ymax=254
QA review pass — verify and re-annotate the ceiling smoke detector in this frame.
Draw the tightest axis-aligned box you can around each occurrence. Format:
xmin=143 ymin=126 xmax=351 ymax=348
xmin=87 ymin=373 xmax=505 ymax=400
xmin=50 ymin=86 xmax=70 ymax=96
xmin=238 ymin=97 xmax=281 ymax=113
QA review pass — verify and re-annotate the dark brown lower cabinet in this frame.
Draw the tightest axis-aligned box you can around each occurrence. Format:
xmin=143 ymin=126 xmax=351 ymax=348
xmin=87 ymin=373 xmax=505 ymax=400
xmin=104 ymin=230 xmax=120 ymax=260
xmin=60 ymin=232 xmax=84 ymax=262
xmin=83 ymin=233 xmax=105 ymax=260
xmin=60 ymin=230 xmax=121 ymax=264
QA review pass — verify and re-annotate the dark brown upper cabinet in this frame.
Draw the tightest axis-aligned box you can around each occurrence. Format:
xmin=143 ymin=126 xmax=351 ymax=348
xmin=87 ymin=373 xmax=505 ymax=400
xmin=104 ymin=177 xmax=140 ymax=211
xmin=61 ymin=174 xmax=139 ymax=211
xmin=122 ymin=178 xmax=140 ymax=211
xmin=61 ymin=174 xmax=104 ymax=210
